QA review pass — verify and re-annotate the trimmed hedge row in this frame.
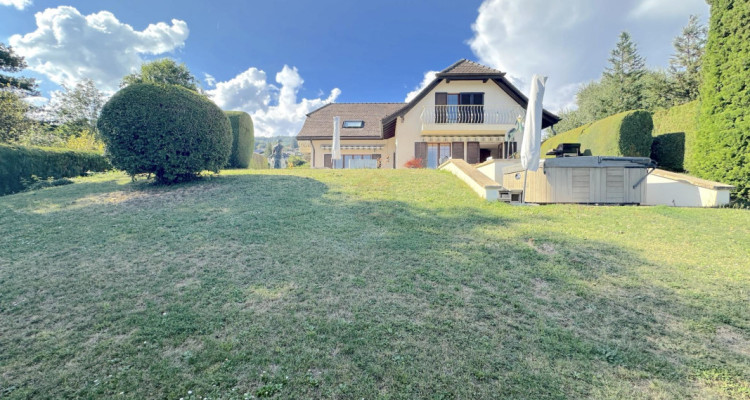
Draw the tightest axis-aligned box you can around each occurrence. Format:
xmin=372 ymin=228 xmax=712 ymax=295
xmin=250 ymin=153 xmax=269 ymax=169
xmin=0 ymin=144 xmax=111 ymax=196
xmin=543 ymin=110 xmax=653 ymax=158
xmin=650 ymin=133 xmax=685 ymax=172
xmin=224 ymin=111 xmax=255 ymax=168
xmin=651 ymin=100 xmax=699 ymax=172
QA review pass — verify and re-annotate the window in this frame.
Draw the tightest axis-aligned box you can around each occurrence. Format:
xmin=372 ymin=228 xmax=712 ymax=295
xmin=342 ymin=120 xmax=364 ymax=128
xmin=325 ymin=154 xmax=381 ymax=169
xmin=426 ymin=143 xmax=451 ymax=169
xmin=435 ymin=92 xmax=484 ymax=123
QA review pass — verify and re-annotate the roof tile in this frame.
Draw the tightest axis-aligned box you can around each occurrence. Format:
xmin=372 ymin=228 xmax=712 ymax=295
xmin=297 ymin=103 xmax=404 ymax=139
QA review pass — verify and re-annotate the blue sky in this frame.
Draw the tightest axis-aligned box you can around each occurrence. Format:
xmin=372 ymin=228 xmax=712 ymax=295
xmin=1 ymin=0 xmax=709 ymax=136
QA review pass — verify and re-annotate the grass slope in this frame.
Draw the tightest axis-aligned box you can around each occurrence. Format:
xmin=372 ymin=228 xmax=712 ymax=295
xmin=1 ymin=170 xmax=749 ymax=399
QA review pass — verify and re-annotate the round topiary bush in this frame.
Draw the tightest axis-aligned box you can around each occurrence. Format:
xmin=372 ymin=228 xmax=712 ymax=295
xmin=98 ymin=83 xmax=232 ymax=183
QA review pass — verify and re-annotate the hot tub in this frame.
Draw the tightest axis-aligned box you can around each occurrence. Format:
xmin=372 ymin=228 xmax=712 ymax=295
xmin=502 ymin=156 xmax=653 ymax=204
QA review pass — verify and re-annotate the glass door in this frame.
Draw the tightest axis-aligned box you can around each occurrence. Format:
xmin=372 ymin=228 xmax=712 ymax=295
xmin=447 ymin=94 xmax=459 ymax=123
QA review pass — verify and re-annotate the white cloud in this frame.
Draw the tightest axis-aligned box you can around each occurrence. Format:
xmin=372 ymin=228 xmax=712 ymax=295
xmin=208 ymin=65 xmax=340 ymax=137
xmin=630 ymin=0 xmax=707 ymax=19
xmin=0 ymin=0 xmax=31 ymax=10
xmin=203 ymin=73 xmax=216 ymax=87
xmin=405 ymin=70 xmax=439 ymax=102
xmin=9 ymin=6 xmax=188 ymax=92
xmin=468 ymin=0 xmax=708 ymax=112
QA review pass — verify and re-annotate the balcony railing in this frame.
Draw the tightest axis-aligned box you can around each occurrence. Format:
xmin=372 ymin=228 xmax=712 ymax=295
xmin=421 ymin=105 xmax=525 ymax=126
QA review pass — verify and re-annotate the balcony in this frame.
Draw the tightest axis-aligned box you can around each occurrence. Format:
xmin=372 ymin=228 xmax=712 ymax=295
xmin=420 ymin=105 xmax=525 ymax=134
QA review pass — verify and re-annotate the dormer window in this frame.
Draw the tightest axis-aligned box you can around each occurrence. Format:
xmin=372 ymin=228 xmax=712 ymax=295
xmin=343 ymin=120 xmax=364 ymax=128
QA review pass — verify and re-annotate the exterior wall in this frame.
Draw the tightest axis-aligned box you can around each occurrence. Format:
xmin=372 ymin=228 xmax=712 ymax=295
xmin=439 ymin=159 xmax=502 ymax=200
xmin=476 ymin=159 xmax=521 ymax=182
xmin=304 ymin=138 xmax=396 ymax=169
xmin=395 ymin=80 xmax=523 ymax=168
xmin=645 ymin=174 xmax=731 ymax=207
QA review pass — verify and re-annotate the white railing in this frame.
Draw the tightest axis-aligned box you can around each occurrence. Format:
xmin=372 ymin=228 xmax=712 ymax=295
xmin=421 ymin=105 xmax=525 ymax=126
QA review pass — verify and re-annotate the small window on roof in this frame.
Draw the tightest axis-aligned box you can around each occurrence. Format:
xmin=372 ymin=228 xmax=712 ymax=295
xmin=342 ymin=120 xmax=364 ymax=128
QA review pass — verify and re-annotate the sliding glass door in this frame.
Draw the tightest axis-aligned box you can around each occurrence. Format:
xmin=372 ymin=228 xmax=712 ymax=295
xmin=426 ymin=143 xmax=451 ymax=169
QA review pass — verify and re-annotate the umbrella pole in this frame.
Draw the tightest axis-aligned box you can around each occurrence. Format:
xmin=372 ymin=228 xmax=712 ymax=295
xmin=521 ymin=169 xmax=528 ymax=204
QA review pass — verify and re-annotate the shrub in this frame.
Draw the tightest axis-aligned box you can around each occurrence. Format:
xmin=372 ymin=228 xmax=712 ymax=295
xmin=250 ymin=153 xmax=269 ymax=169
xmin=0 ymin=144 xmax=110 ymax=196
xmin=650 ymin=132 xmax=685 ymax=171
xmin=695 ymin=0 xmax=750 ymax=200
xmin=224 ymin=111 xmax=254 ymax=168
xmin=97 ymin=83 xmax=232 ymax=183
xmin=286 ymin=154 xmax=307 ymax=168
xmin=652 ymin=100 xmax=699 ymax=172
xmin=542 ymin=110 xmax=653 ymax=158
xmin=404 ymin=158 xmax=424 ymax=168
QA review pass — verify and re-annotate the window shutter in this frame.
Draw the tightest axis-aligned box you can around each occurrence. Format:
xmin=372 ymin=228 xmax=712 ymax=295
xmin=324 ymin=154 xmax=332 ymax=168
xmin=474 ymin=93 xmax=484 ymax=105
xmin=435 ymin=93 xmax=447 ymax=124
xmin=451 ymin=142 xmax=464 ymax=160
xmin=466 ymin=142 xmax=480 ymax=164
xmin=415 ymin=142 xmax=427 ymax=164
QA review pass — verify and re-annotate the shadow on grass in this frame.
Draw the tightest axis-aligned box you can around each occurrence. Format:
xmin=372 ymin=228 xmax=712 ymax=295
xmin=0 ymin=171 xmax=747 ymax=399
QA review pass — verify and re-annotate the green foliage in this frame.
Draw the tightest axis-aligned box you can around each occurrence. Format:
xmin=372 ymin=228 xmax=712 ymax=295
xmin=98 ymin=83 xmax=232 ymax=183
xmin=650 ymin=133 xmax=685 ymax=172
xmin=670 ymin=15 xmax=707 ymax=104
xmin=652 ymin=100 xmax=700 ymax=172
xmin=45 ymin=79 xmax=106 ymax=138
xmin=641 ymin=70 xmax=677 ymax=111
xmin=224 ymin=111 xmax=254 ymax=168
xmin=603 ymin=32 xmax=647 ymax=113
xmin=287 ymin=154 xmax=307 ymax=168
xmin=250 ymin=153 xmax=269 ymax=169
xmin=0 ymin=91 xmax=34 ymax=143
xmin=543 ymin=110 xmax=653 ymax=157
xmin=554 ymin=24 xmax=706 ymax=133
xmin=0 ymin=42 xmax=37 ymax=95
xmin=121 ymin=58 xmax=198 ymax=91
xmin=695 ymin=0 xmax=750 ymax=200
xmin=0 ymin=143 xmax=110 ymax=195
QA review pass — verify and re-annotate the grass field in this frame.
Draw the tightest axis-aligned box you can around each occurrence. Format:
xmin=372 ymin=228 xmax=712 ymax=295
xmin=1 ymin=169 xmax=749 ymax=399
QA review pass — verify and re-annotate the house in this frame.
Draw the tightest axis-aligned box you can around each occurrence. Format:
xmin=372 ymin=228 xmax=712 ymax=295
xmin=296 ymin=59 xmax=560 ymax=169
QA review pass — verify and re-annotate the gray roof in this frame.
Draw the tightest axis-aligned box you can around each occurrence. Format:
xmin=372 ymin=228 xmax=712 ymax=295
xmin=438 ymin=59 xmax=505 ymax=76
xmin=296 ymin=103 xmax=404 ymax=140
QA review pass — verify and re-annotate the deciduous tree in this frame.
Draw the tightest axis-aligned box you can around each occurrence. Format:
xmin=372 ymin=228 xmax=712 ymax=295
xmin=122 ymin=58 xmax=199 ymax=91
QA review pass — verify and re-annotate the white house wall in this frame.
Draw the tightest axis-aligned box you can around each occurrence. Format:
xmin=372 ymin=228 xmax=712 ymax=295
xmin=307 ymin=138 xmax=397 ymax=169
xmin=395 ymin=80 xmax=524 ymax=168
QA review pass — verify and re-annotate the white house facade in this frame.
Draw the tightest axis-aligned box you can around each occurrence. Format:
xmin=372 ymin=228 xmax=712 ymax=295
xmin=297 ymin=59 xmax=560 ymax=169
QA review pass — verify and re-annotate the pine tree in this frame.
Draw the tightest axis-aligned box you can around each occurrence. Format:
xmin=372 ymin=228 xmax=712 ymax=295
xmin=669 ymin=15 xmax=707 ymax=104
xmin=0 ymin=43 xmax=37 ymax=95
xmin=602 ymin=32 xmax=646 ymax=113
xmin=695 ymin=0 xmax=750 ymax=201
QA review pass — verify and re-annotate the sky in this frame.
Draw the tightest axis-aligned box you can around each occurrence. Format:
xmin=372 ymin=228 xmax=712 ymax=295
xmin=1 ymin=0 xmax=709 ymax=137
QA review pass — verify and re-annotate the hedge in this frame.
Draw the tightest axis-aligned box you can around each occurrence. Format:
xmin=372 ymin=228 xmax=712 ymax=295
xmin=0 ymin=144 xmax=111 ymax=196
xmin=224 ymin=111 xmax=254 ymax=168
xmin=250 ymin=153 xmax=269 ymax=169
xmin=98 ymin=83 xmax=231 ymax=183
xmin=695 ymin=0 xmax=750 ymax=200
xmin=542 ymin=110 xmax=653 ymax=158
xmin=650 ymin=133 xmax=685 ymax=172
xmin=651 ymin=100 xmax=699 ymax=172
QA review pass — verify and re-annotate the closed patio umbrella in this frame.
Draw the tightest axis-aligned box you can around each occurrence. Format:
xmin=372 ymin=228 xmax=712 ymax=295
xmin=520 ymin=75 xmax=547 ymax=203
xmin=332 ymin=116 xmax=341 ymax=167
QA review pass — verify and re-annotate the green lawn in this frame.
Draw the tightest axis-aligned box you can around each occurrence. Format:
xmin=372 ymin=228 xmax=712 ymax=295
xmin=1 ymin=169 xmax=748 ymax=399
